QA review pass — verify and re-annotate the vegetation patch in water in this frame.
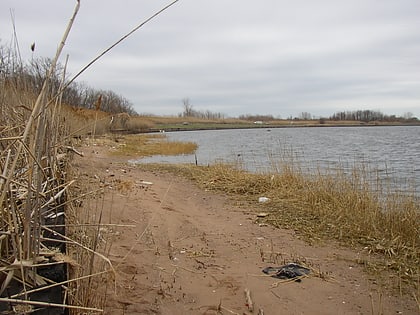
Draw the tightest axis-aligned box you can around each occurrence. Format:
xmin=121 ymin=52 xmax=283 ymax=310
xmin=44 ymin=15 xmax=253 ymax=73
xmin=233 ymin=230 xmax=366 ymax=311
xmin=111 ymin=134 xmax=198 ymax=157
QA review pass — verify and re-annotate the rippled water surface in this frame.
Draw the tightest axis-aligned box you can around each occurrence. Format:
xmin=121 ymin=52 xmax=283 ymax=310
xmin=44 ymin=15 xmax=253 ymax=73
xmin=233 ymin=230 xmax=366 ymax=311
xmin=135 ymin=126 xmax=420 ymax=194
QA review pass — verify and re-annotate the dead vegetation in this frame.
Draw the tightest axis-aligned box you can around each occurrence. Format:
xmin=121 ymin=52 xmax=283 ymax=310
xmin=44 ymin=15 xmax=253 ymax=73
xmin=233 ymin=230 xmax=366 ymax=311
xmin=108 ymin=134 xmax=198 ymax=157
xmin=1 ymin=1 xmax=187 ymax=313
xmin=0 ymin=3 xmax=112 ymax=313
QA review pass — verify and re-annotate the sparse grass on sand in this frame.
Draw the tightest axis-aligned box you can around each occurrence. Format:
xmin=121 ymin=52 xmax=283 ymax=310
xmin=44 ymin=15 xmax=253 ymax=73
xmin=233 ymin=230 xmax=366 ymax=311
xmin=138 ymin=160 xmax=419 ymax=294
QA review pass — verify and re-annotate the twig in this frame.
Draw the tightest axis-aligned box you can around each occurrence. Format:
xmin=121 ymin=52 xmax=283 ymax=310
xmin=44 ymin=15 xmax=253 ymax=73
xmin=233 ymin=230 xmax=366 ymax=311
xmin=220 ymin=305 xmax=241 ymax=315
xmin=40 ymin=180 xmax=75 ymax=209
xmin=0 ymin=149 xmax=11 ymax=188
xmin=0 ymin=136 xmax=23 ymax=141
xmin=270 ymin=289 xmax=282 ymax=300
xmin=169 ymin=263 xmax=202 ymax=274
xmin=0 ymin=297 xmax=103 ymax=312
xmin=41 ymin=226 xmax=114 ymax=272
xmin=198 ymin=304 xmax=240 ymax=315
xmin=64 ymin=145 xmax=84 ymax=156
xmin=0 ymin=259 xmax=66 ymax=272
xmin=43 ymin=223 xmax=136 ymax=228
xmin=10 ymin=270 xmax=110 ymax=299
xmin=66 ymin=0 xmax=181 ymax=88
xmin=270 ymin=274 xmax=308 ymax=287
xmin=244 ymin=288 xmax=254 ymax=312
xmin=412 ymin=292 xmax=419 ymax=314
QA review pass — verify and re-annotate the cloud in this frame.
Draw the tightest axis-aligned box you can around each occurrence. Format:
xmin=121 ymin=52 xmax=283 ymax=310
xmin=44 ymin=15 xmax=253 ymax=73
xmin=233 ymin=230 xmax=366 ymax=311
xmin=1 ymin=0 xmax=419 ymax=117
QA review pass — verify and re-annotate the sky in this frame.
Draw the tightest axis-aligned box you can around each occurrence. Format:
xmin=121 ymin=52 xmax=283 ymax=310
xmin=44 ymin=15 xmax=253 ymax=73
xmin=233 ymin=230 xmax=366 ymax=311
xmin=1 ymin=0 xmax=419 ymax=118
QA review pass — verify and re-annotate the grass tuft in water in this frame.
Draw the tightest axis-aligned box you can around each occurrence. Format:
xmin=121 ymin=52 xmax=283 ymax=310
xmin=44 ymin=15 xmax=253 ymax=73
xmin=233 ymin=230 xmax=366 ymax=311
xmin=110 ymin=134 xmax=198 ymax=157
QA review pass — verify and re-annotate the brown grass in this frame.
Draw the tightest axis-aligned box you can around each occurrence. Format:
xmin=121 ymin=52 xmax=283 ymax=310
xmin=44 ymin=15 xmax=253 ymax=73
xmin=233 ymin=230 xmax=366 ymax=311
xmin=0 ymin=3 xmax=113 ymax=313
xmin=109 ymin=134 xmax=198 ymax=157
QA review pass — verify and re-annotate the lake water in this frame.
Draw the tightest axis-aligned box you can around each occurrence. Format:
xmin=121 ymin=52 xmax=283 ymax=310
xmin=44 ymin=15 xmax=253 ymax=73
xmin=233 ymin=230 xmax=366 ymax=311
xmin=134 ymin=126 xmax=420 ymax=195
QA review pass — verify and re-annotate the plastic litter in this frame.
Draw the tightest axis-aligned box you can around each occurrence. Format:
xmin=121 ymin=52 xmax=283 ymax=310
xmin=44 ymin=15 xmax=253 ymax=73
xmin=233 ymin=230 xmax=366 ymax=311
xmin=262 ymin=263 xmax=310 ymax=282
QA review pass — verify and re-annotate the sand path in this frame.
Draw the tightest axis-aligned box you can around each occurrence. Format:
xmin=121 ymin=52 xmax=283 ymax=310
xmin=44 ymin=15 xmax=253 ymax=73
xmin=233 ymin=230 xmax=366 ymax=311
xmin=73 ymin=142 xmax=418 ymax=315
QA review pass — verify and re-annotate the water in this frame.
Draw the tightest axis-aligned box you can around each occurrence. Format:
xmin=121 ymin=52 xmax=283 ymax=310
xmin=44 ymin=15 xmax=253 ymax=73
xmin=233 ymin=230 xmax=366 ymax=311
xmin=134 ymin=126 xmax=420 ymax=195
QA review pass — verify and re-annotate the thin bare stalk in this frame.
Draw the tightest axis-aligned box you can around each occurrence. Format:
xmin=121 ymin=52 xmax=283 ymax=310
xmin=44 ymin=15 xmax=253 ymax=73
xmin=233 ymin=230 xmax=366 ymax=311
xmin=0 ymin=297 xmax=103 ymax=312
xmin=66 ymin=0 xmax=180 ymax=87
xmin=0 ymin=0 xmax=80 ymax=215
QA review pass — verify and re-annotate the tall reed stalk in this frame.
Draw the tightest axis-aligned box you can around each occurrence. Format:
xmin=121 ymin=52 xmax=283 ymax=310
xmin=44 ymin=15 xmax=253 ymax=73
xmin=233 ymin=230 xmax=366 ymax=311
xmin=0 ymin=1 xmax=111 ymax=313
xmin=1 ymin=1 xmax=182 ymax=313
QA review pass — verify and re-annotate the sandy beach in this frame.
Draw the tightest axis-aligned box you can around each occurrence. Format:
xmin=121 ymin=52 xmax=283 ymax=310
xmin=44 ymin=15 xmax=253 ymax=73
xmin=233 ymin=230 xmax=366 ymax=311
xmin=73 ymin=141 xmax=418 ymax=315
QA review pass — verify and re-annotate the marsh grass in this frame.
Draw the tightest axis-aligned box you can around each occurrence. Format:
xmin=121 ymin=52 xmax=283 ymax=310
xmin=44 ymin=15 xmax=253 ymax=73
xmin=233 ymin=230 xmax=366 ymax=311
xmin=65 ymin=172 xmax=115 ymax=312
xmin=110 ymin=134 xmax=198 ymax=157
xmin=140 ymin=160 xmax=419 ymax=293
xmin=0 ymin=3 xmax=113 ymax=313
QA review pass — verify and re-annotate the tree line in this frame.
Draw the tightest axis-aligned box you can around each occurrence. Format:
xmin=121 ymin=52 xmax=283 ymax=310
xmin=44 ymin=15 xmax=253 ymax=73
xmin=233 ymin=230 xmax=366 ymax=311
xmin=179 ymin=98 xmax=225 ymax=120
xmin=0 ymin=43 xmax=137 ymax=115
xmin=179 ymin=97 xmax=417 ymax=123
xmin=329 ymin=110 xmax=416 ymax=122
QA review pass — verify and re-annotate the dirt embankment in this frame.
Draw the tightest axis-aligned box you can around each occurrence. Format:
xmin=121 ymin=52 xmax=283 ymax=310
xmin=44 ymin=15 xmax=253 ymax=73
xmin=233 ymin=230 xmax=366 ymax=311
xmin=73 ymin=143 xmax=418 ymax=315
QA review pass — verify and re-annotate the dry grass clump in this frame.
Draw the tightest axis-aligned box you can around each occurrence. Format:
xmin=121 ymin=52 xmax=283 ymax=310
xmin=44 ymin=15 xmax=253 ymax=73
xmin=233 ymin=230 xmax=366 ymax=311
xmin=126 ymin=116 xmax=155 ymax=132
xmin=64 ymin=173 xmax=114 ymax=312
xmin=142 ymin=116 xmax=222 ymax=125
xmin=142 ymin=115 xmax=252 ymax=127
xmin=58 ymin=106 xmax=155 ymax=137
xmin=110 ymin=134 xmax=198 ymax=157
xmin=62 ymin=105 xmax=111 ymax=137
xmin=144 ymin=161 xmax=419 ymax=291
xmin=59 ymin=106 xmax=156 ymax=138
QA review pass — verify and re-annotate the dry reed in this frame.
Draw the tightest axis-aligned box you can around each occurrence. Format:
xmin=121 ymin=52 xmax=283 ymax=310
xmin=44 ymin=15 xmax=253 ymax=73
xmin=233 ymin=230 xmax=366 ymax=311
xmin=0 ymin=2 xmax=111 ymax=313
xmin=1 ymin=1 xmax=183 ymax=312
xmin=110 ymin=134 xmax=198 ymax=157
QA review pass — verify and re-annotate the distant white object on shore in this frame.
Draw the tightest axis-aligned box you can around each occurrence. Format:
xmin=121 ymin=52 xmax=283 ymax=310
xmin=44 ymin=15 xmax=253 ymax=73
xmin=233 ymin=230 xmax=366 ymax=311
xmin=258 ymin=197 xmax=270 ymax=203
xmin=139 ymin=180 xmax=153 ymax=186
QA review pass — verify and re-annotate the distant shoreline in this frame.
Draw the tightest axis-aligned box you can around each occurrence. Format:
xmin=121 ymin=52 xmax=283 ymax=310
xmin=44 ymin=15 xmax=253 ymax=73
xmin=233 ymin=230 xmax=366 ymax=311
xmin=147 ymin=121 xmax=420 ymax=133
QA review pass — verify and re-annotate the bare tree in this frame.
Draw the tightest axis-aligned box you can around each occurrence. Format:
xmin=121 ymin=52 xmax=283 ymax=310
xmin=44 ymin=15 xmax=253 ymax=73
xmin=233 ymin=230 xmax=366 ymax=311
xmin=403 ymin=112 xmax=413 ymax=120
xmin=182 ymin=98 xmax=194 ymax=117
xmin=299 ymin=112 xmax=312 ymax=120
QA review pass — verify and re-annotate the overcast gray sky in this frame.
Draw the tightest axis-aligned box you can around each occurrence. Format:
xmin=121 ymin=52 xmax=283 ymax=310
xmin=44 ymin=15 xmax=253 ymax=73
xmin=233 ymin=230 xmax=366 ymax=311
xmin=1 ymin=0 xmax=419 ymax=118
